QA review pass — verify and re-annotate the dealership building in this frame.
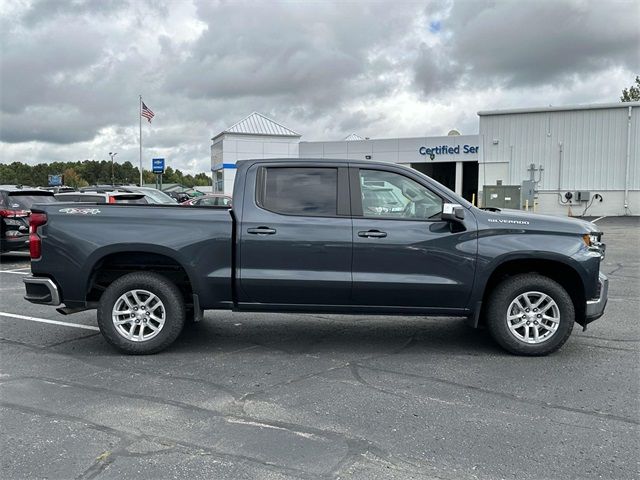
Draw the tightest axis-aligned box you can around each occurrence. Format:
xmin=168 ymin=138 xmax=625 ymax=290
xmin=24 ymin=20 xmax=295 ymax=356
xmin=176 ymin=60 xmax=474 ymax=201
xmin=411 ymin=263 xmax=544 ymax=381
xmin=212 ymin=102 xmax=639 ymax=216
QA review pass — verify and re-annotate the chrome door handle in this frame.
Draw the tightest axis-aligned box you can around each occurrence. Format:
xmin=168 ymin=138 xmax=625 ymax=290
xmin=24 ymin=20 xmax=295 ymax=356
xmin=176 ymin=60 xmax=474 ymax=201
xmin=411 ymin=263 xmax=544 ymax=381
xmin=358 ymin=230 xmax=387 ymax=238
xmin=247 ymin=227 xmax=276 ymax=235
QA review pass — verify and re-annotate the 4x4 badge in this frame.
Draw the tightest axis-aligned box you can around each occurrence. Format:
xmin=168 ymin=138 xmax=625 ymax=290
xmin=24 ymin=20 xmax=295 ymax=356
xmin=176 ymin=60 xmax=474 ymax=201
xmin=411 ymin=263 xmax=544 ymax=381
xmin=58 ymin=208 xmax=101 ymax=215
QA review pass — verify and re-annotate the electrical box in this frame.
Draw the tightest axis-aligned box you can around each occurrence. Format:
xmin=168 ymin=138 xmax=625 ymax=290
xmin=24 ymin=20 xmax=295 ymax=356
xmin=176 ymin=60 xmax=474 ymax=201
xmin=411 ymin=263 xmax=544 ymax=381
xmin=576 ymin=191 xmax=591 ymax=202
xmin=521 ymin=180 xmax=536 ymax=207
xmin=482 ymin=185 xmax=522 ymax=209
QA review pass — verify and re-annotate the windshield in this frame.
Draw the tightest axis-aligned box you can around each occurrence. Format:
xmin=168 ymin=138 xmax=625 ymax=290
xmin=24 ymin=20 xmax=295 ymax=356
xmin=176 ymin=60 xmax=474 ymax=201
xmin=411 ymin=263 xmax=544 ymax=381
xmin=7 ymin=193 xmax=57 ymax=209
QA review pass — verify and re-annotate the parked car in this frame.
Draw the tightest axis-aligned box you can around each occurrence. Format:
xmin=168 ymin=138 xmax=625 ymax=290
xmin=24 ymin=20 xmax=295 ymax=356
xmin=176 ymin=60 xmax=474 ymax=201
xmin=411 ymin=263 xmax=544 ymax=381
xmin=55 ymin=192 xmax=148 ymax=204
xmin=0 ymin=186 xmax=57 ymax=253
xmin=79 ymin=186 xmax=176 ymax=204
xmin=41 ymin=186 xmax=76 ymax=194
xmin=24 ymin=158 xmax=607 ymax=356
xmin=165 ymin=191 xmax=190 ymax=203
xmin=181 ymin=194 xmax=232 ymax=207
xmin=119 ymin=186 xmax=176 ymax=204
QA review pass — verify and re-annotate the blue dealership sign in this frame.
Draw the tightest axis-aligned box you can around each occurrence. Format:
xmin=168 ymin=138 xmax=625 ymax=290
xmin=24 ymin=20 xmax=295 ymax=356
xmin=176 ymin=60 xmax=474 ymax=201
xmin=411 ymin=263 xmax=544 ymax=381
xmin=152 ymin=158 xmax=165 ymax=174
xmin=48 ymin=174 xmax=63 ymax=186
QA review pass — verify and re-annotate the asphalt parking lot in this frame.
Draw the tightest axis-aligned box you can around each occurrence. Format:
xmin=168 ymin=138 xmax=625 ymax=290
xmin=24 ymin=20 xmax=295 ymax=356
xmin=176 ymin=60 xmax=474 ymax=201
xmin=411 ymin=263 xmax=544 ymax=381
xmin=0 ymin=216 xmax=638 ymax=480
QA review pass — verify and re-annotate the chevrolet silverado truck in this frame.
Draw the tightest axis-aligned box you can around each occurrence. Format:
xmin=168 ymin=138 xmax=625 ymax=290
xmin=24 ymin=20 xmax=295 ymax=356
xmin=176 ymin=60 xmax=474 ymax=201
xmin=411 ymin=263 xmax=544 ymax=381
xmin=23 ymin=159 xmax=608 ymax=356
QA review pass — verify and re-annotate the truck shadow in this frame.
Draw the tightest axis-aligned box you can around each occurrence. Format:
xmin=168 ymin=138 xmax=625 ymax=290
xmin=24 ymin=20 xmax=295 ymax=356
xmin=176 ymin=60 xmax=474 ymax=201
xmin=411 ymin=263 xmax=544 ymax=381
xmin=171 ymin=314 xmax=500 ymax=357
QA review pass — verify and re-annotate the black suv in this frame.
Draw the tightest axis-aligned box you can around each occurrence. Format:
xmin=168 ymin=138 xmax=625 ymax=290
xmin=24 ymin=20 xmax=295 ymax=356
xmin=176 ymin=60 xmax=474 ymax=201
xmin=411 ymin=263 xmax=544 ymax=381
xmin=0 ymin=186 xmax=57 ymax=253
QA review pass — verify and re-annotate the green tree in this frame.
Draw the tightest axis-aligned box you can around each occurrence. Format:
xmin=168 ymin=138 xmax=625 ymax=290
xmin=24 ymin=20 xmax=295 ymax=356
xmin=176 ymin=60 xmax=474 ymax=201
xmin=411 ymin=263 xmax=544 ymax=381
xmin=63 ymin=168 xmax=88 ymax=188
xmin=621 ymin=76 xmax=640 ymax=102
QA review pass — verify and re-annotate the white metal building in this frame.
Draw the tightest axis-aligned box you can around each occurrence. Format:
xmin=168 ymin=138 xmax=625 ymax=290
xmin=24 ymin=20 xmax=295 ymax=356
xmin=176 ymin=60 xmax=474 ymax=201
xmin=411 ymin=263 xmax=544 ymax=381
xmin=300 ymin=134 xmax=481 ymax=202
xmin=212 ymin=102 xmax=639 ymax=216
xmin=478 ymin=102 xmax=639 ymax=216
xmin=211 ymin=112 xmax=301 ymax=194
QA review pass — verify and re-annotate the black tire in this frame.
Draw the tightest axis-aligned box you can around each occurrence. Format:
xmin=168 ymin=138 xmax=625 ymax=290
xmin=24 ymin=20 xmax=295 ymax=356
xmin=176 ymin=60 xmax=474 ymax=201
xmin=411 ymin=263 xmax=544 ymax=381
xmin=97 ymin=272 xmax=185 ymax=354
xmin=486 ymin=273 xmax=574 ymax=356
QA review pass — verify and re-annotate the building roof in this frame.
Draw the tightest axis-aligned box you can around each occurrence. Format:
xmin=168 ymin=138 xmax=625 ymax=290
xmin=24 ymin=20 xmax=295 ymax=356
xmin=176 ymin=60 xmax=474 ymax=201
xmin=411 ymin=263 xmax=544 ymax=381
xmin=213 ymin=112 xmax=300 ymax=140
xmin=478 ymin=101 xmax=640 ymax=116
xmin=344 ymin=133 xmax=364 ymax=141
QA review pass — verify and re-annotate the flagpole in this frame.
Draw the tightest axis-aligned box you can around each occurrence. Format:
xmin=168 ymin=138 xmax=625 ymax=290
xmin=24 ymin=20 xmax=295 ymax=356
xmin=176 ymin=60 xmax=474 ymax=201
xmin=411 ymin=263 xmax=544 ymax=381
xmin=139 ymin=95 xmax=143 ymax=186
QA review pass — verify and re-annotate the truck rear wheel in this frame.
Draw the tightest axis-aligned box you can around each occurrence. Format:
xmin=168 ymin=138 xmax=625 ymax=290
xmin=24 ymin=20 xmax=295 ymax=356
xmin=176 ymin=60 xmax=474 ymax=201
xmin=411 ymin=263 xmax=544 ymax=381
xmin=97 ymin=272 xmax=185 ymax=354
xmin=486 ymin=273 xmax=574 ymax=356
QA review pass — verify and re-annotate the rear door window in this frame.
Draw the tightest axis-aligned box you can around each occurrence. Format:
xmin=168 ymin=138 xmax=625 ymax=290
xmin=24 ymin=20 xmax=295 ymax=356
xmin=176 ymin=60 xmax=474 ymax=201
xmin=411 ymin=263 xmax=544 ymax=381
xmin=257 ymin=167 xmax=338 ymax=216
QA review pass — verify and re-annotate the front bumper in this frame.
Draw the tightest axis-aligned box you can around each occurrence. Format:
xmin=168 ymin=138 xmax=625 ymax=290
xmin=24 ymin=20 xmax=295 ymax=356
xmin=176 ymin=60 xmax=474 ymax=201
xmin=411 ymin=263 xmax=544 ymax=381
xmin=585 ymin=272 xmax=608 ymax=322
xmin=23 ymin=276 xmax=61 ymax=306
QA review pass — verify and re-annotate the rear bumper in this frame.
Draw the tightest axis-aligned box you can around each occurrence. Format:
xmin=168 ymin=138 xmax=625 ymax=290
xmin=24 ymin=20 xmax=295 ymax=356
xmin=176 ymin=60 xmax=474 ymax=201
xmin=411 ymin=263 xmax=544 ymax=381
xmin=1 ymin=236 xmax=29 ymax=253
xmin=585 ymin=272 xmax=608 ymax=322
xmin=23 ymin=276 xmax=61 ymax=306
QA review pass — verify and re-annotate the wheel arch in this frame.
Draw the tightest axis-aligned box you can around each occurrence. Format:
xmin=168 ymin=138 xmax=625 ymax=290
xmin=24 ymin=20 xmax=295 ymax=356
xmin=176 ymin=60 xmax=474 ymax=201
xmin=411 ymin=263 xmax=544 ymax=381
xmin=84 ymin=245 xmax=199 ymax=306
xmin=475 ymin=256 xmax=586 ymax=327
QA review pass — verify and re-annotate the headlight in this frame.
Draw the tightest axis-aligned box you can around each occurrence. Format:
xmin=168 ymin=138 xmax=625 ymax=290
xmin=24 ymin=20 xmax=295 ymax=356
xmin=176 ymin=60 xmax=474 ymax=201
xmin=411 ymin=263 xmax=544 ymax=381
xmin=582 ymin=233 xmax=601 ymax=247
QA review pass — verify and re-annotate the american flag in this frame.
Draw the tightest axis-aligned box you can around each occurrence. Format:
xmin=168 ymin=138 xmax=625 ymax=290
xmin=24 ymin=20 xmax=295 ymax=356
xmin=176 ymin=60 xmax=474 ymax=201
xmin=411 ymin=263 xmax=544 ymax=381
xmin=141 ymin=101 xmax=155 ymax=123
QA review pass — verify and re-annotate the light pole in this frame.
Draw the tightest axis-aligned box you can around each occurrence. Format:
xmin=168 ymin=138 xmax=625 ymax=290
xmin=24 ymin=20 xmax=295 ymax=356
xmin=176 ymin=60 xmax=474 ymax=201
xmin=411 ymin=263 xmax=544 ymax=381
xmin=109 ymin=152 xmax=117 ymax=185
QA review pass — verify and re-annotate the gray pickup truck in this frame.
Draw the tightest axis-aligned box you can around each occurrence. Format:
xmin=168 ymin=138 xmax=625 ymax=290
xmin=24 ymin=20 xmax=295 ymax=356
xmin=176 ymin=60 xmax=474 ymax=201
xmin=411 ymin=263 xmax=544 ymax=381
xmin=23 ymin=159 xmax=608 ymax=356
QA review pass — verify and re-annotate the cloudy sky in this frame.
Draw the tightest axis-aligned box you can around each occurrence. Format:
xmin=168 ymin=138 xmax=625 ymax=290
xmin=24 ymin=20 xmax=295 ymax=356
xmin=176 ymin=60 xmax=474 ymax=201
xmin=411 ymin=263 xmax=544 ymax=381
xmin=1 ymin=0 xmax=638 ymax=174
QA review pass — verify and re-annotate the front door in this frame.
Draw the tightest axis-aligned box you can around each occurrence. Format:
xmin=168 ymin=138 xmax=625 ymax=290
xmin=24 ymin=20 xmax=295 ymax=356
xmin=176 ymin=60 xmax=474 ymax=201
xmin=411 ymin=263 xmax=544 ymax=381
xmin=350 ymin=167 xmax=476 ymax=309
xmin=238 ymin=164 xmax=352 ymax=306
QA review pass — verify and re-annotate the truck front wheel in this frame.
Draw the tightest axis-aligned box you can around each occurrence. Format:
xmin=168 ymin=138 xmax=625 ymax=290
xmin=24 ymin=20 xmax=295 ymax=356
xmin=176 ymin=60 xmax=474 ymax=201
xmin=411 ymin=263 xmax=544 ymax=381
xmin=486 ymin=273 xmax=574 ymax=356
xmin=97 ymin=272 xmax=185 ymax=354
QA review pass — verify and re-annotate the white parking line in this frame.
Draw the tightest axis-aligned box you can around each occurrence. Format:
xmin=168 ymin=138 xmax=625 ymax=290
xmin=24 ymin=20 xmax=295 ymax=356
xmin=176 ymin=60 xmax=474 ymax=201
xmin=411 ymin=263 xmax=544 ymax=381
xmin=592 ymin=216 xmax=606 ymax=223
xmin=0 ymin=312 xmax=99 ymax=331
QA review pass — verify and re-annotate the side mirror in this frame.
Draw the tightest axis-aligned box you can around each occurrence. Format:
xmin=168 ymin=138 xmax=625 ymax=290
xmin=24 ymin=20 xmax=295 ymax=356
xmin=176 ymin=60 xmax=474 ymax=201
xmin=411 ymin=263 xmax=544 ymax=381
xmin=442 ymin=203 xmax=465 ymax=221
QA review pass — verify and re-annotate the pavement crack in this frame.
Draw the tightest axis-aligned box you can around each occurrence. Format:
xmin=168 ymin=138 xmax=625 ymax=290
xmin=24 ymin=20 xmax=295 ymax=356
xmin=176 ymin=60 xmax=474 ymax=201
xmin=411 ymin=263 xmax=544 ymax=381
xmin=346 ymin=363 xmax=406 ymax=399
xmin=0 ymin=400 xmax=325 ymax=480
xmin=356 ymin=363 xmax=640 ymax=426
xmin=45 ymin=333 xmax=101 ymax=349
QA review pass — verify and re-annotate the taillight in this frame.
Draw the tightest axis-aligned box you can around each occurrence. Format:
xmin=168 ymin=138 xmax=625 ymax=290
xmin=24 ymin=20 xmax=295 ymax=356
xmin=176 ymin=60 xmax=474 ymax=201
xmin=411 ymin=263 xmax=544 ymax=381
xmin=0 ymin=209 xmax=29 ymax=218
xmin=108 ymin=196 xmax=116 ymax=204
xmin=29 ymin=212 xmax=47 ymax=259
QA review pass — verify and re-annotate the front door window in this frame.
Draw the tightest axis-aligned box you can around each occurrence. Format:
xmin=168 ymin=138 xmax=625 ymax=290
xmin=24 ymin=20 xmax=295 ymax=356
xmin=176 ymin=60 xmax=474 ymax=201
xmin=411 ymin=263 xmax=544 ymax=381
xmin=359 ymin=169 xmax=443 ymax=220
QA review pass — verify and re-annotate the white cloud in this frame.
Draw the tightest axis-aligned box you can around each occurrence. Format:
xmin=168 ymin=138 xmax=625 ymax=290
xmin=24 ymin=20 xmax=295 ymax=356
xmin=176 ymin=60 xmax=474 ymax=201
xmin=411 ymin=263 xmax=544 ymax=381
xmin=1 ymin=0 xmax=638 ymax=174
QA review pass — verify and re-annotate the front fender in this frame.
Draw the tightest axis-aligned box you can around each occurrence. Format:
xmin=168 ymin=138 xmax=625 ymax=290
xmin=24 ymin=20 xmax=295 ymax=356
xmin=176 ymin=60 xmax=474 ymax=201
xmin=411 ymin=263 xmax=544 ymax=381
xmin=468 ymin=230 xmax=596 ymax=310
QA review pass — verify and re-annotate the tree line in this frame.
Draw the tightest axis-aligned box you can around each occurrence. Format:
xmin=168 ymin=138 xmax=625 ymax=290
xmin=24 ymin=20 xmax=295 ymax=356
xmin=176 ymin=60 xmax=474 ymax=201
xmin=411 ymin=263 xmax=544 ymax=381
xmin=0 ymin=160 xmax=211 ymax=189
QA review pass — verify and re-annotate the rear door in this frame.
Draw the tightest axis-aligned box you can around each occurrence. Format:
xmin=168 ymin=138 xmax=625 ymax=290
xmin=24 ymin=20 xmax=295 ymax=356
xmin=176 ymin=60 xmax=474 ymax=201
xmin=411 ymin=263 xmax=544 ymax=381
xmin=238 ymin=163 xmax=352 ymax=306
xmin=350 ymin=166 xmax=476 ymax=310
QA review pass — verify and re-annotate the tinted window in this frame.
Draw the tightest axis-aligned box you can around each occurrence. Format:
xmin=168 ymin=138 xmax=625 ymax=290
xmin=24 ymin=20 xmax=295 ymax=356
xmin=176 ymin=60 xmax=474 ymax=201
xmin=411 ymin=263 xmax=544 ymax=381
xmin=258 ymin=167 xmax=337 ymax=216
xmin=198 ymin=198 xmax=217 ymax=206
xmin=7 ymin=193 xmax=57 ymax=209
xmin=114 ymin=196 xmax=148 ymax=204
xmin=359 ymin=170 xmax=443 ymax=220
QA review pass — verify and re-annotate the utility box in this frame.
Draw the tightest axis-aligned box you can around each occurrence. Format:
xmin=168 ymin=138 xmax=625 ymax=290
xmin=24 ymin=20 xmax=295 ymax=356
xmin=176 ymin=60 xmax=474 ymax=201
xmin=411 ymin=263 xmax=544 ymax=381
xmin=576 ymin=191 xmax=591 ymax=202
xmin=483 ymin=185 xmax=522 ymax=209
xmin=521 ymin=180 xmax=536 ymax=207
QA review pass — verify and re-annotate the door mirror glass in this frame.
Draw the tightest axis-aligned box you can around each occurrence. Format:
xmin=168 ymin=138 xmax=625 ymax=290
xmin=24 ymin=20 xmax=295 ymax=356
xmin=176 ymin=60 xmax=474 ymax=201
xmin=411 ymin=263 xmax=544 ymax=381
xmin=442 ymin=203 xmax=465 ymax=221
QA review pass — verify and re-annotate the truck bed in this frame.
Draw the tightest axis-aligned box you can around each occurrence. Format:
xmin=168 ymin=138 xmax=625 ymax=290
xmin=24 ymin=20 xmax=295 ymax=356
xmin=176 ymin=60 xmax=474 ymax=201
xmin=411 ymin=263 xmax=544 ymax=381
xmin=31 ymin=203 xmax=234 ymax=308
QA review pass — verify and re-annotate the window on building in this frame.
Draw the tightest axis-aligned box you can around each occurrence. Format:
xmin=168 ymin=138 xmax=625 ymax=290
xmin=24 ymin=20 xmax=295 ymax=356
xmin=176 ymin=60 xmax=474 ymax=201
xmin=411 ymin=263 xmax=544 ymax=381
xmin=214 ymin=170 xmax=224 ymax=193
xmin=257 ymin=167 xmax=338 ymax=216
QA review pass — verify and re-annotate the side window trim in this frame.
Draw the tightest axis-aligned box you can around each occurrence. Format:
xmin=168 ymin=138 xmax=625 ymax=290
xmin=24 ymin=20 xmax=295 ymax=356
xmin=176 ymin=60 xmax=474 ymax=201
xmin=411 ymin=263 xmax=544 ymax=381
xmin=348 ymin=166 xmax=446 ymax=222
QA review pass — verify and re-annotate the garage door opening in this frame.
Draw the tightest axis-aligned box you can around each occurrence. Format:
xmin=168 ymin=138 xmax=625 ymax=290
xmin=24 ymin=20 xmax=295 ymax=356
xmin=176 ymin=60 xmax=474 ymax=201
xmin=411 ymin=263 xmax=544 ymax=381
xmin=410 ymin=161 xmax=478 ymax=203
xmin=411 ymin=162 xmax=456 ymax=191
